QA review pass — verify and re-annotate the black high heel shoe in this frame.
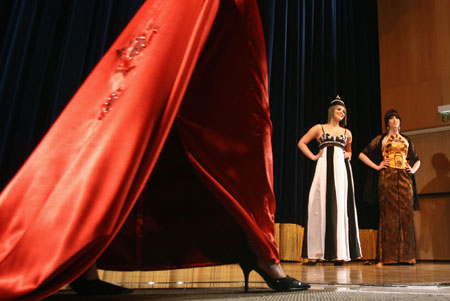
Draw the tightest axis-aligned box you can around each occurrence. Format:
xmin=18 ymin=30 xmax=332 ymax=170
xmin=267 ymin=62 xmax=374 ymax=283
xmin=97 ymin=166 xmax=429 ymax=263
xmin=238 ymin=254 xmax=310 ymax=292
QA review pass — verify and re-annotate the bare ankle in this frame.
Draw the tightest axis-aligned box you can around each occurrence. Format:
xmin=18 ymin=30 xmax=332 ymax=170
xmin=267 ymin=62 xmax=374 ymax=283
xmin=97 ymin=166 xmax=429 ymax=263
xmin=257 ymin=260 xmax=286 ymax=279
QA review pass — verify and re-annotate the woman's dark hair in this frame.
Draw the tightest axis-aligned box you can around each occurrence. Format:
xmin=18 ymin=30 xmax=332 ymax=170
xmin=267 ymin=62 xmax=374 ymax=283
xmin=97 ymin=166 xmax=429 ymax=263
xmin=384 ymin=109 xmax=401 ymax=129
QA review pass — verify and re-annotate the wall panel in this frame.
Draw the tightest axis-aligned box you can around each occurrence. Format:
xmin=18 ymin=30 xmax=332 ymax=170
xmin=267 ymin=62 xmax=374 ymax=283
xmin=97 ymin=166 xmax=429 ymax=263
xmin=378 ymin=0 xmax=450 ymax=131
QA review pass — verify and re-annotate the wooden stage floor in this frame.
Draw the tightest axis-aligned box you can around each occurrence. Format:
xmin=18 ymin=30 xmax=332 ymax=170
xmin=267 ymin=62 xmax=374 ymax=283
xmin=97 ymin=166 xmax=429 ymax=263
xmin=98 ymin=261 xmax=450 ymax=289
xmin=47 ymin=261 xmax=450 ymax=300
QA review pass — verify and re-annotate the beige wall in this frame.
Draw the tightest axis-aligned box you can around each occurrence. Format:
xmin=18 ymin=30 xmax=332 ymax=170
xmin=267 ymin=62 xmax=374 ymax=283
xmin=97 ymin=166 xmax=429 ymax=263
xmin=378 ymin=0 xmax=450 ymax=131
xmin=378 ymin=0 xmax=450 ymax=260
xmin=411 ymin=131 xmax=450 ymax=260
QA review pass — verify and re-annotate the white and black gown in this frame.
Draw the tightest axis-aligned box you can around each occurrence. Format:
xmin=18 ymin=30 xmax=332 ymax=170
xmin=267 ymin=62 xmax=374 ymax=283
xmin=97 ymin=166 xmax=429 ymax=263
xmin=302 ymin=128 xmax=362 ymax=261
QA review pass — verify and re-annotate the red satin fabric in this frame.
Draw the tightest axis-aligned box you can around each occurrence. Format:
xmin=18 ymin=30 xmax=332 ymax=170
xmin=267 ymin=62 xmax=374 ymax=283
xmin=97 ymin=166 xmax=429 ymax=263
xmin=0 ymin=0 xmax=279 ymax=299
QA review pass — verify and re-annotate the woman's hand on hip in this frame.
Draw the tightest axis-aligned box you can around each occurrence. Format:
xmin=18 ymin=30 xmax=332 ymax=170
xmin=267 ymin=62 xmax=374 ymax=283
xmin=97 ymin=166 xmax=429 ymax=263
xmin=377 ymin=160 xmax=389 ymax=171
xmin=314 ymin=149 xmax=324 ymax=161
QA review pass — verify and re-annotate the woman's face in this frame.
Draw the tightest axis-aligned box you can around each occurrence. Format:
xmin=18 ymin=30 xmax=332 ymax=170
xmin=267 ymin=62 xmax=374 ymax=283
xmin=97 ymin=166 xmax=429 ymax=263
xmin=333 ymin=105 xmax=346 ymax=122
xmin=388 ymin=115 xmax=400 ymax=130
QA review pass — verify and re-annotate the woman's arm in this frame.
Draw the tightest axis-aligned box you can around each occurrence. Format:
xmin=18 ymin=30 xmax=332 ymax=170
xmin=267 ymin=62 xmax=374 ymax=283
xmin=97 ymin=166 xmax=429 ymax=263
xmin=405 ymin=136 xmax=420 ymax=174
xmin=406 ymin=160 xmax=421 ymax=174
xmin=359 ymin=152 xmax=389 ymax=171
xmin=344 ymin=129 xmax=352 ymax=159
xmin=298 ymin=124 xmax=323 ymax=161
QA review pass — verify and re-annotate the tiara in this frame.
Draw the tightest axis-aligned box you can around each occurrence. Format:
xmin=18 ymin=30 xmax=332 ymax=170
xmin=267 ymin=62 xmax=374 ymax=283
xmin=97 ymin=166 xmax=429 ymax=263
xmin=330 ymin=94 xmax=345 ymax=106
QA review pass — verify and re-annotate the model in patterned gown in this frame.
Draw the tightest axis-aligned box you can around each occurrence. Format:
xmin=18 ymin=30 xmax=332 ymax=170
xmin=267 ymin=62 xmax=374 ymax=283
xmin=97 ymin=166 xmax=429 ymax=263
xmin=359 ymin=109 xmax=421 ymax=265
xmin=298 ymin=96 xmax=362 ymax=264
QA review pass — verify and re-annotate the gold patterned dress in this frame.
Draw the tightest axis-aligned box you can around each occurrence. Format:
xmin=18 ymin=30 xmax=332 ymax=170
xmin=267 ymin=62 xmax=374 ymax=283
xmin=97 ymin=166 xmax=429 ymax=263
xmin=378 ymin=134 xmax=416 ymax=264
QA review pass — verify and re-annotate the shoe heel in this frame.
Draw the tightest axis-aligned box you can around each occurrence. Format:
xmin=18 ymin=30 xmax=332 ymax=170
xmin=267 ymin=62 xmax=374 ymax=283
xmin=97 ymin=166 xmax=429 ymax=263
xmin=243 ymin=270 xmax=250 ymax=293
xmin=238 ymin=247 xmax=310 ymax=292
xmin=238 ymin=262 xmax=252 ymax=293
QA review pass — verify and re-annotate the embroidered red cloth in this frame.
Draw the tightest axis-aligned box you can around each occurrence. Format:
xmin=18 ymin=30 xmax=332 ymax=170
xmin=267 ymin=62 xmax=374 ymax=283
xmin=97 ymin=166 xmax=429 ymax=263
xmin=0 ymin=0 xmax=279 ymax=299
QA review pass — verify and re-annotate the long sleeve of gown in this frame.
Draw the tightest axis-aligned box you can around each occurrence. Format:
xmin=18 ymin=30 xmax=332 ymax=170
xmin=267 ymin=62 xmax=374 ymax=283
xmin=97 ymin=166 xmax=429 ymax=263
xmin=361 ymin=135 xmax=383 ymax=206
xmin=405 ymin=135 xmax=420 ymax=210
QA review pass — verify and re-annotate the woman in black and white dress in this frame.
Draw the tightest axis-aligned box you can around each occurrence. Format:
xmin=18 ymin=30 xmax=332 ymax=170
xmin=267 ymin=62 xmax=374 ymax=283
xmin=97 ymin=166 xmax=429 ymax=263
xmin=298 ymin=96 xmax=361 ymax=264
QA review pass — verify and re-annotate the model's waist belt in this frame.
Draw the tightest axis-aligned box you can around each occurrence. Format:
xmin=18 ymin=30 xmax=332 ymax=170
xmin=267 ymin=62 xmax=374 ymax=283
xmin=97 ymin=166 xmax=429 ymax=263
xmin=319 ymin=142 xmax=345 ymax=149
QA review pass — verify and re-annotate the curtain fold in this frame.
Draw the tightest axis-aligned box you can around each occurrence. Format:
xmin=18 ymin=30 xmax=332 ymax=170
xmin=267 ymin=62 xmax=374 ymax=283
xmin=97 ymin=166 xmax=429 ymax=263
xmin=0 ymin=0 xmax=145 ymax=189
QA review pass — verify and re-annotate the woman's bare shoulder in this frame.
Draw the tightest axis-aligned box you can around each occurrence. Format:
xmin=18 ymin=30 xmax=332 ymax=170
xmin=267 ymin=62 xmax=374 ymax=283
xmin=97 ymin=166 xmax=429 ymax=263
xmin=344 ymin=127 xmax=352 ymax=138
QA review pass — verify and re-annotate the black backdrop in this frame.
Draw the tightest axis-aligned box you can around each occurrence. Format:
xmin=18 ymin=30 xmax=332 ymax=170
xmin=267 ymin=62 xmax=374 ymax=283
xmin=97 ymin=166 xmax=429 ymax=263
xmin=0 ymin=0 xmax=381 ymax=229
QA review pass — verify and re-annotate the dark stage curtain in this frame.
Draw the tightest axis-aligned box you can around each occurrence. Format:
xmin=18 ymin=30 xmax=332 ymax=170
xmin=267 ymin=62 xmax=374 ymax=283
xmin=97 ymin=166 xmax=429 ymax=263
xmin=257 ymin=0 xmax=382 ymax=228
xmin=0 ymin=0 xmax=145 ymax=189
xmin=0 ymin=0 xmax=380 ymax=229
